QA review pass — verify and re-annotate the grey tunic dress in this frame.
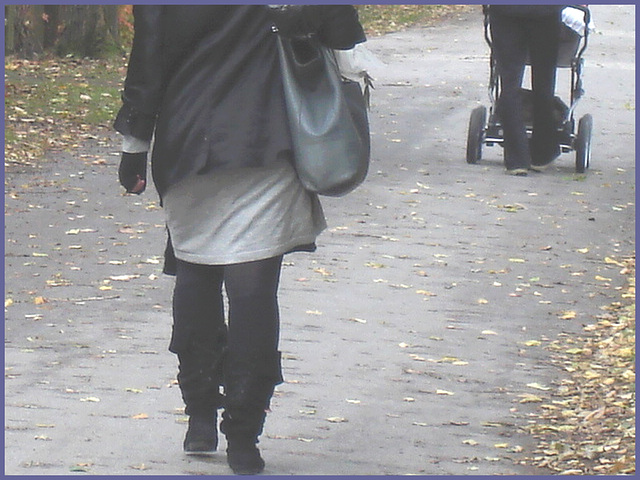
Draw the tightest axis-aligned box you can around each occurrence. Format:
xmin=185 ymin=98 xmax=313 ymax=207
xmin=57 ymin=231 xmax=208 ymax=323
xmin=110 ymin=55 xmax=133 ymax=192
xmin=163 ymin=160 xmax=326 ymax=265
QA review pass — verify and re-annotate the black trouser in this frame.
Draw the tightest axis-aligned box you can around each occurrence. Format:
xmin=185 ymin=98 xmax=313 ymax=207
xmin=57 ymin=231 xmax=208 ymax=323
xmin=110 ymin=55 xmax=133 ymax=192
xmin=170 ymin=256 xmax=284 ymax=418
xmin=490 ymin=11 xmax=561 ymax=169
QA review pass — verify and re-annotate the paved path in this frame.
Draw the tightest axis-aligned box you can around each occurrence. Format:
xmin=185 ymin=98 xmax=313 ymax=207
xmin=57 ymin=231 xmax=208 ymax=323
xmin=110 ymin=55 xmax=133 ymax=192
xmin=4 ymin=5 xmax=635 ymax=476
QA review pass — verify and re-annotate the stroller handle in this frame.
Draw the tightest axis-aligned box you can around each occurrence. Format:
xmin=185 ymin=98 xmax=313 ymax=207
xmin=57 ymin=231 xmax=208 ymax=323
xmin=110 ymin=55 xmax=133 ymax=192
xmin=570 ymin=5 xmax=591 ymax=58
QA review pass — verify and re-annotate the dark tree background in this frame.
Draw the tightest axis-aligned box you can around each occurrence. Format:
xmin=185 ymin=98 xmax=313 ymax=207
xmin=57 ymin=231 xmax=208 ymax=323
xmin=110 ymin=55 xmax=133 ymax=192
xmin=5 ymin=5 xmax=128 ymax=58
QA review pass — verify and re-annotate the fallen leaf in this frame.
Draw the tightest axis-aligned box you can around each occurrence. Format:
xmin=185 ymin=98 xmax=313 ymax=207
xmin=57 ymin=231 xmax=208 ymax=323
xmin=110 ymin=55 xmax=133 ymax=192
xmin=109 ymin=274 xmax=140 ymax=281
xmin=436 ymin=389 xmax=455 ymax=396
xmin=349 ymin=317 xmax=367 ymax=324
xmin=519 ymin=394 xmax=543 ymax=403
xmin=527 ymin=382 xmax=550 ymax=391
xmin=326 ymin=416 xmax=348 ymax=423
xmin=416 ymin=289 xmax=436 ymax=296
xmin=481 ymin=330 xmax=497 ymax=335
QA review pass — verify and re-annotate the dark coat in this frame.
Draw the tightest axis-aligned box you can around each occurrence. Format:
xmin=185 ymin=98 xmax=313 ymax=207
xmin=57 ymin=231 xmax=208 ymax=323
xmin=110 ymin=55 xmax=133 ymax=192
xmin=114 ymin=5 xmax=365 ymax=197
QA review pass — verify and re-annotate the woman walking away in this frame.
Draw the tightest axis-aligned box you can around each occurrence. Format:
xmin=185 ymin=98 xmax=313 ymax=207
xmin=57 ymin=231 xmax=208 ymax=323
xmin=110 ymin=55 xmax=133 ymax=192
xmin=114 ymin=5 xmax=365 ymax=475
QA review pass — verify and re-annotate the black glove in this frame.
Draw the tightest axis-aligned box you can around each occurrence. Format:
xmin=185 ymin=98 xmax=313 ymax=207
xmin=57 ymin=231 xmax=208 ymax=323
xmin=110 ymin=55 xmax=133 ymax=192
xmin=118 ymin=152 xmax=147 ymax=194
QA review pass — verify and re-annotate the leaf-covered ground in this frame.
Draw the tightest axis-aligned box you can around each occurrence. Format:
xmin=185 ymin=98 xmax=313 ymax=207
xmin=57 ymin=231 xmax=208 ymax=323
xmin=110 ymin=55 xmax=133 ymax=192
xmin=357 ymin=4 xmax=472 ymax=36
xmin=516 ymin=256 xmax=635 ymax=475
xmin=4 ymin=57 xmax=125 ymax=169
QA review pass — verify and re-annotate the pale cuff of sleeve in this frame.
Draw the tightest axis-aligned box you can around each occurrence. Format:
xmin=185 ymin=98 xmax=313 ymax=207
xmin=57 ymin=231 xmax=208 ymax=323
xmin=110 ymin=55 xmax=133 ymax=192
xmin=122 ymin=135 xmax=151 ymax=154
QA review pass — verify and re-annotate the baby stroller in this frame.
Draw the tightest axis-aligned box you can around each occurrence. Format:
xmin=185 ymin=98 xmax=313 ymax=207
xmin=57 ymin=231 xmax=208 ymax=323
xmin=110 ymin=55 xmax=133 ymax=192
xmin=466 ymin=6 xmax=592 ymax=173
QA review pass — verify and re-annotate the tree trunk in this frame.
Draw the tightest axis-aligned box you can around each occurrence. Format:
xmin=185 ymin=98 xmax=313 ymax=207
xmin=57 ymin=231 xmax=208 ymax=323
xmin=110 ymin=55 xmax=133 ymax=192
xmin=5 ymin=5 xmax=16 ymax=54
xmin=43 ymin=5 xmax=61 ymax=50
xmin=57 ymin=5 xmax=119 ymax=58
xmin=8 ymin=5 xmax=45 ymax=57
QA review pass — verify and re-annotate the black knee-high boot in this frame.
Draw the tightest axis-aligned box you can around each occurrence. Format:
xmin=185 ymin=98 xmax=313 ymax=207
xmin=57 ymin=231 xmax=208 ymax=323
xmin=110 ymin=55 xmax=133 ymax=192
xmin=220 ymin=351 xmax=283 ymax=475
xmin=175 ymin=330 xmax=227 ymax=454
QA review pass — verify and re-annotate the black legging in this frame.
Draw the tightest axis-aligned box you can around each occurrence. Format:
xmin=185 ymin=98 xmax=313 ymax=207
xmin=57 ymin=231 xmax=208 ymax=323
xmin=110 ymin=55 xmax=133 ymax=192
xmin=170 ymin=256 xmax=283 ymax=415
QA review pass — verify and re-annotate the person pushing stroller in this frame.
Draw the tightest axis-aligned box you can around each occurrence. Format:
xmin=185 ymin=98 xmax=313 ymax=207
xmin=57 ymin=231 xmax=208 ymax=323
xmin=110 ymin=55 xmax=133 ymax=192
xmin=488 ymin=4 xmax=564 ymax=175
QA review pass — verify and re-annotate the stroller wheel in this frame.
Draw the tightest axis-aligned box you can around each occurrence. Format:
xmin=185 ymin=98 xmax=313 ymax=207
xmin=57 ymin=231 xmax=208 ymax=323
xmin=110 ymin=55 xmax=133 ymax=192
xmin=575 ymin=114 xmax=593 ymax=173
xmin=466 ymin=106 xmax=486 ymax=164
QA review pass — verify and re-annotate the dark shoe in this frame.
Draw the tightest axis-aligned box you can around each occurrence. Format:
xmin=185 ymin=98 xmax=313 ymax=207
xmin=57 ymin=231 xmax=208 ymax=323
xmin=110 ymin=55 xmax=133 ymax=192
xmin=184 ymin=413 xmax=218 ymax=455
xmin=506 ymin=167 xmax=528 ymax=176
xmin=226 ymin=437 xmax=265 ymax=475
xmin=531 ymin=151 xmax=560 ymax=170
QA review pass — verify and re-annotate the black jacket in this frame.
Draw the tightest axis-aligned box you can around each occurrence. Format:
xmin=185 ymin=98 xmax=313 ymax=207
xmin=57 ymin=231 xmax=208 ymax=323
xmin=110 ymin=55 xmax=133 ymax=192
xmin=114 ymin=5 xmax=365 ymax=197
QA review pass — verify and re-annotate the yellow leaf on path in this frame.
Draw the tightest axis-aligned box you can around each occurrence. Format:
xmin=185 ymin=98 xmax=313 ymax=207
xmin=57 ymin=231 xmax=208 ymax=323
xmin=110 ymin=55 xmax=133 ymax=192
xmin=80 ymin=397 xmax=100 ymax=402
xmin=509 ymin=258 xmax=526 ymax=263
xmin=577 ymin=248 xmax=589 ymax=254
xmin=481 ymin=330 xmax=497 ymax=335
xmin=523 ymin=340 xmax=541 ymax=347
xmin=519 ymin=394 xmax=543 ymax=403
xmin=604 ymin=256 xmax=625 ymax=267
xmin=595 ymin=275 xmax=612 ymax=281
xmin=494 ymin=443 xmax=509 ymax=449
xmin=477 ymin=298 xmax=489 ymax=304
xmin=5 ymin=298 xmax=14 ymax=307
xmin=463 ymin=439 xmax=479 ymax=446
xmin=559 ymin=310 xmax=577 ymax=320
xmin=614 ymin=347 xmax=634 ymax=358
xmin=436 ymin=389 xmax=455 ymax=396
xmin=34 ymin=296 xmax=47 ymax=305
xmin=326 ymin=417 xmax=348 ymax=423
xmin=526 ymin=382 xmax=550 ymax=391
xmin=131 ymin=413 xmax=149 ymax=419
xmin=416 ymin=290 xmax=436 ymax=296
xmin=109 ymin=274 xmax=140 ymax=281
xmin=349 ymin=317 xmax=367 ymax=324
